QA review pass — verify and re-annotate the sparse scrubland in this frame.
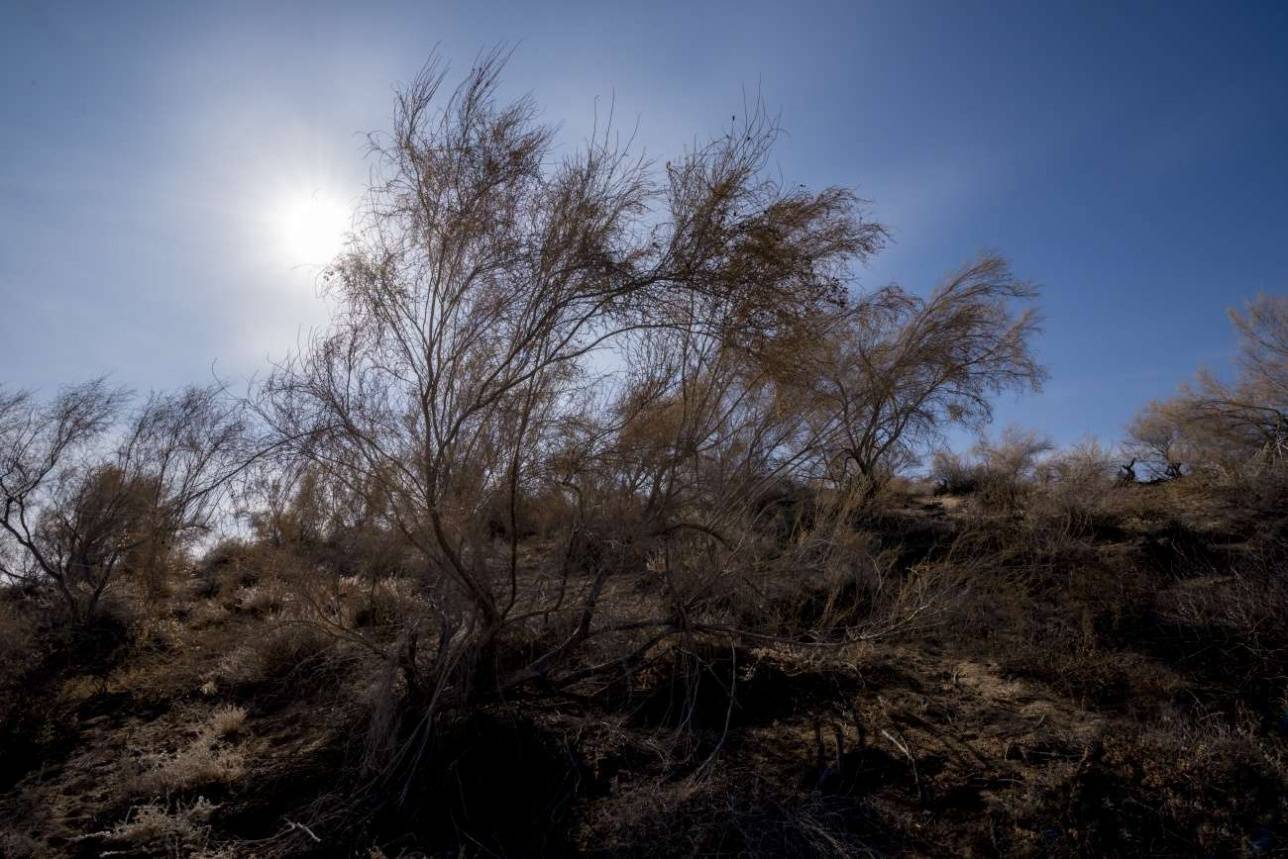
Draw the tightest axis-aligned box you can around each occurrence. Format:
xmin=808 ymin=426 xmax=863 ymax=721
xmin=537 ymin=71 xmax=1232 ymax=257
xmin=2 ymin=55 xmax=1286 ymax=857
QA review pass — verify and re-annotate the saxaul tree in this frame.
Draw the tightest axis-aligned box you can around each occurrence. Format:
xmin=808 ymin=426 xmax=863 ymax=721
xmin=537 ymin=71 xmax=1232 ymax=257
xmin=791 ymin=255 xmax=1044 ymax=496
xmin=258 ymin=50 xmax=885 ymax=705
xmin=1195 ymin=293 xmax=1288 ymax=459
xmin=0 ymin=381 xmax=248 ymax=622
xmin=1127 ymin=399 xmax=1192 ymax=480
xmin=1128 ymin=293 xmax=1288 ymax=479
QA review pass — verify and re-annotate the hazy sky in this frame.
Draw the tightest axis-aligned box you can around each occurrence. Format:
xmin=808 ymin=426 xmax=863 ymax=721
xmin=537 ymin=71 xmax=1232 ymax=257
xmin=3 ymin=1 xmax=1286 ymax=446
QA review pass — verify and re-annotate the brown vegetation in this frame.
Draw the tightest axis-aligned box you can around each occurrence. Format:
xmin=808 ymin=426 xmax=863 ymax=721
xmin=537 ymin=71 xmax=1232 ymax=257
xmin=0 ymin=55 xmax=1285 ymax=857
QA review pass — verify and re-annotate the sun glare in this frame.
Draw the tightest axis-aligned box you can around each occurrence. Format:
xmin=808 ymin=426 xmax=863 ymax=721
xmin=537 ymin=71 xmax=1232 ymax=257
xmin=276 ymin=191 xmax=349 ymax=266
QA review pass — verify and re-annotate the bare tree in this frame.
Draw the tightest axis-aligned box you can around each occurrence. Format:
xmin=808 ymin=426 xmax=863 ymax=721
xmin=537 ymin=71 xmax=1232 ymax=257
xmin=0 ymin=381 xmax=247 ymax=621
xmin=1127 ymin=398 xmax=1191 ymax=480
xmin=1127 ymin=293 xmax=1288 ymax=480
xmin=0 ymin=380 xmax=127 ymax=618
xmin=1193 ymin=293 xmax=1288 ymax=460
xmin=257 ymin=50 xmax=884 ymax=709
xmin=796 ymin=255 xmax=1044 ymax=496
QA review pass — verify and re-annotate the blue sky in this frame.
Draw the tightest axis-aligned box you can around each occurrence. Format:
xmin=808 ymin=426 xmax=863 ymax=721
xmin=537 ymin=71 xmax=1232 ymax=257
xmin=2 ymin=1 xmax=1286 ymax=446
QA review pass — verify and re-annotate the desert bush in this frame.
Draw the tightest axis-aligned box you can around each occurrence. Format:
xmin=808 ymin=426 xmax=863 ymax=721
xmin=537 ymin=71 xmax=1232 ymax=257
xmin=341 ymin=575 xmax=427 ymax=631
xmin=188 ymin=600 xmax=231 ymax=630
xmin=106 ymin=796 xmax=217 ymax=852
xmin=1129 ymin=293 xmax=1288 ymax=489
xmin=211 ymin=623 xmax=332 ymax=693
xmin=1031 ymin=438 xmax=1118 ymax=534
xmin=0 ymin=831 xmax=39 ymax=858
xmin=583 ymin=772 xmax=871 ymax=858
xmin=971 ymin=428 xmax=1053 ymax=512
xmin=930 ymin=449 xmax=984 ymax=495
xmin=937 ymin=435 xmax=1119 ymax=534
xmin=1127 ymin=398 xmax=1194 ymax=480
xmin=248 ymin=48 xmax=927 ymax=779
xmin=232 ymin=581 xmax=289 ymax=616
xmin=1060 ymin=720 xmax=1288 ymax=855
xmin=195 ymin=538 xmax=259 ymax=596
xmin=134 ymin=732 xmax=245 ymax=796
xmin=795 ymin=255 xmax=1044 ymax=497
xmin=733 ymin=493 xmax=954 ymax=644
xmin=929 ymin=427 xmax=1053 ymax=514
xmin=0 ymin=598 xmax=36 ymax=686
xmin=1146 ymin=549 xmax=1288 ymax=714
xmin=0 ymin=382 xmax=248 ymax=622
xmin=203 ymin=705 xmax=247 ymax=739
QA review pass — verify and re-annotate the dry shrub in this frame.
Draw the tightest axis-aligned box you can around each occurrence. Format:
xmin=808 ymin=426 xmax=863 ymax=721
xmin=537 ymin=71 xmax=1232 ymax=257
xmin=769 ymin=526 xmax=892 ymax=634
xmin=930 ymin=428 xmax=1054 ymax=514
xmin=338 ymin=576 xmax=392 ymax=629
xmin=211 ymin=645 xmax=264 ymax=690
xmin=106 ymin=797 xmax=217 ymax=851
xmin=1160 ymin=565 xmax=1288 ymax=656
xmin=134 ymin=613 xmax=186 ymax=652
xmin=729 ymin=491 xmax=952 ymax=644
xmin=985 ymin=716 xmax=1288 ymax=856
xmin=0 ymin=382 xmax=247 ymax=624
xmin=203 ymin=705 xmax=247 ymax=739
xmin=211 ymin=620 xmax=341 ymax=696
xmin=906 ymin=516 xmax=1100 ymax=666
xmin=0 ymin=831 xmax=40 ymax=858
xmin=1096 ymin=478 xmax=1194 ymax=531
xmin=583 ymin=773 xmax=870 ymax=858
xmin=1062 ymin=720 xmax=1288 ymax=855
xmin=134 ymin=732 xmax=245 ymax=796
xmin=197 ymin=538 xmax=263 ymax=596
xmin=971 ymin=428 xmax=1053 ymax=513
xmin=333 ymin=574 xmax=427 ymax=631
xmin=1011 ymin=645 xmax=1187 ymax=713
xmin=1030 ymin=439 xmax=1118 ymax=534
xmin=930 ymin=449 xmax=985 ymax=496
xmin=0 ymin=599 xmax=36 ymax=689
xmin=1147 ymin=557 xmax=1288 ymax=715
xmin=481 ymin=485 xmax=578 ymax=541
xmin=188 ymin=600 xmax=231 ymax=629
xmin=1202 ymin=453 xmax=1288 ymax=532
xmin=231 ymin=579 xmax=290 ymax=616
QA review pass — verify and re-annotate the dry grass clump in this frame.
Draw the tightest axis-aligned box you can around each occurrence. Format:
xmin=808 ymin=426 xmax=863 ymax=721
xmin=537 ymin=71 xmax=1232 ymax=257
xmin=339 ymin=575 xmax=428 ymax=630
xmin=209 ymin=620 xmax=340 ymax=695
xmin=134 ymin=613 xmax=186 ymax=651
xmin=203 ymin=704 xmax=248 ymax=739
xmin=105 ymin=796 xmax=217 ymax=851
xmin=134 ymin=738 xmax=246 ymax=796
xmin=133 ymin=710 xmax=249 ymax=796
xmin=582 ymin=773 xmax=870 ymax=858
xmin=211 ymin=644 xmax=265 ymax=690
xmin=188 ymin=599 xmax=231 ymax=629
xmin=231 ymin=579 xmax=291 ymax=616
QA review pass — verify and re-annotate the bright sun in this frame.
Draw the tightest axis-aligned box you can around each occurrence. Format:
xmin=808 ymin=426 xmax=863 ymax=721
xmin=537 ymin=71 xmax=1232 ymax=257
xmin=276 ymin=191 xmax=349 ymax=266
